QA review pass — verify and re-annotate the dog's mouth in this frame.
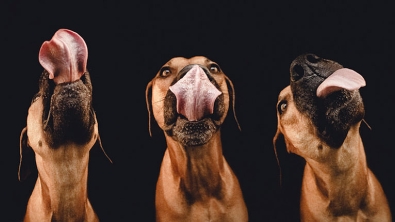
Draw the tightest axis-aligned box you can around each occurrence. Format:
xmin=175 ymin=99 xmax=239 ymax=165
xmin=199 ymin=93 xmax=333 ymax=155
xmin=37 ymin=70 xmax=95 ymax=148
xmin=290 ymin=53 xmax=366 ymax=147
xmin=162 ymin=65 xmax=226 ymax=147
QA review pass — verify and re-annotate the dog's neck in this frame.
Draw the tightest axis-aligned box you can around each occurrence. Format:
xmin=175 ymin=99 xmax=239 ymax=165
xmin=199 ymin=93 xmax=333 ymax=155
xmin=303 ymin=123 xmax=369 ymax=213
xmin=23 ymin=97 xmax=99 ymax=222
xmin=164 ymin=130 xmax=224 ymax=201
xmin=25 ymin=144 xmax=97 ymax=222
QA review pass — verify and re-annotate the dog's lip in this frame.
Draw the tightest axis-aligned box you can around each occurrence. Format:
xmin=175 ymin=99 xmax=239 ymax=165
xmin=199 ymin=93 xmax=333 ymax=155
xmin=163 ymin=115 xmax=219 ymax=131
xmin=316 ymin=68 xmax=366 ymax=98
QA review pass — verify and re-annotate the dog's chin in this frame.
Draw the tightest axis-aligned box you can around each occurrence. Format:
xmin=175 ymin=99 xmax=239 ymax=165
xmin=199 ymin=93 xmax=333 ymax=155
xmin=42 ymin=79 xmax=95 ymax=148
xmin=316 ymin=89 xmax=365 ymax=148
xmin=164 ymin=116 xmax=219 ymax=147
xmin=292 ymin=83 xmax=365 ymax=148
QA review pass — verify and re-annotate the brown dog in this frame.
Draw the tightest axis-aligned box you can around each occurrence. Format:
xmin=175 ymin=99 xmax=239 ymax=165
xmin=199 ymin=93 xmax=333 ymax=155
xmin=274 ymin=53 xmax=391 ymax=221
xmin=19 ymin=29 xmax=111 ymax=222
xmin=146 ymin=56 xmax=248 ymax=221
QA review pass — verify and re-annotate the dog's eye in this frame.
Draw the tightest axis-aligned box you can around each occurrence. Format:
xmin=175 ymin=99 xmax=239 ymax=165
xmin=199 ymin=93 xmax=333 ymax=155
xmin=277 ymin=100 xmax=287 ymax=114
xmin=160 ymin=67 xmax=171 ymax=77
xmin=209 ymin=64 xmax=221 ymax=73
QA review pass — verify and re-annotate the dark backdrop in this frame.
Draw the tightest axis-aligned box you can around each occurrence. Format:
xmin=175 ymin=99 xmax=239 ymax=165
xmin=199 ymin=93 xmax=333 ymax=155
xmin=2 ymin=1 xmax=394 ymax=221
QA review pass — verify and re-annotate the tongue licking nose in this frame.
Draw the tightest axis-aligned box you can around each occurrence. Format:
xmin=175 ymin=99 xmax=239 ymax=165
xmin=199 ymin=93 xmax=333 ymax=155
xmin=316 ymin=68 xmax=366 ymax=98
xmin=169 ymin=65 xmax=222 ymax=121
xmin=38 ymin=29 xmax=88 ymax=84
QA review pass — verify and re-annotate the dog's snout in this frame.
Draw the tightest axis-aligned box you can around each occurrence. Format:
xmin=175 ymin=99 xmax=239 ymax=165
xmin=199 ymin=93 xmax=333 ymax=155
xmin=290 ymin=53 xmax=324 ymax=82
xmin=178 ymin=64 xmax=210 ymax=80
xmin=178 ymin=65 xmax=195 ymax=79
xmin=305 ymin=54 xmax=321 ymax=63
xmin=291 ymin=64 xmax=305 ymax=82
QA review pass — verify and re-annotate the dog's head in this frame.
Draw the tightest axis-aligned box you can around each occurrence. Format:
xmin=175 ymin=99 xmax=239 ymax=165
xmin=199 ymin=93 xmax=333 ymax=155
xmin=274 ymin=53 xmax=366 ymax=157
xmin=19 ymin=29 xmax=111 ymax=181
xmin=146 ymin=56 xmax=239 ymax=147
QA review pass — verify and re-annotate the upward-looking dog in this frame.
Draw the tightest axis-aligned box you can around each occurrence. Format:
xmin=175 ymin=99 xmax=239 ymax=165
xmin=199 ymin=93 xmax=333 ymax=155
xmin=274 ymin=53 xmax=391 ymax=221
xmin=19 ymin=29 xmax=111 ymax=222
xmin=146 ymin=56 xmax=248 ymax=221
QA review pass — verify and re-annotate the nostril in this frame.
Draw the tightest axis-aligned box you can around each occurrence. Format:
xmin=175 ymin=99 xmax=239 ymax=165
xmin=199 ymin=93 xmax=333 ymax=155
xmin=306 ymin=54 xmax=320 ymax=63
xmin=291 ymin=64 xmax=304 ymax=81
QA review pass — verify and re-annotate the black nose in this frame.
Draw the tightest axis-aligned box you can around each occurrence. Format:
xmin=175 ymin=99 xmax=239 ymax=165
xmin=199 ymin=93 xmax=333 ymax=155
xmin=305 ymin=54 xmax=321 ymax=63
xmin=290 ymin=53 xmax=322 ymax=82
xmin=175 ymin=64 xmax=212 ymax=84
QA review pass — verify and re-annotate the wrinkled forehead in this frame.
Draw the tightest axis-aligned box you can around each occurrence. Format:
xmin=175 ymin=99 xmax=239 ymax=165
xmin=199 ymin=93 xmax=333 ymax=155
xmin=164 ymin=56 xmax=212 ymax=70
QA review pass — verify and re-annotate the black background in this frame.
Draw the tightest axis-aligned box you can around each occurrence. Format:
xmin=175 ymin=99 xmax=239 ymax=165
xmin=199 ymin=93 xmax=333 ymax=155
xmin=2 ymin=1 xmax=394 ymax=221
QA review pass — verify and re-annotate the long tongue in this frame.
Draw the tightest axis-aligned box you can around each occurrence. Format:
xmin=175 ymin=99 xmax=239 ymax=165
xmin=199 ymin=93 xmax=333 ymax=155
xmin=317 ymin=68 xmax=366 ymax=98
xmin=169 ymin=65 xmax=222 ymax=121
xmin=38 ymin=29 xmax=88 ymax=84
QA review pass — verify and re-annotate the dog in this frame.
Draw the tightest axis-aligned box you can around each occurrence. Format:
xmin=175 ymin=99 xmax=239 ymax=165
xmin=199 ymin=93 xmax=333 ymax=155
xmin=145 ymin=56 xmax=248 ymax=221
xmin=19 ymin=29 xmax=111 ymax=222
xmin=273 ymin=53 xmax=392 ymax=221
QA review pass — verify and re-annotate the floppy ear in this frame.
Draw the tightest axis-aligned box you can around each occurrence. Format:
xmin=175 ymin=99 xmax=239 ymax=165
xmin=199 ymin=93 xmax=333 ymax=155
xmin=224 ymin=75 xmax=241 ymax=131
xmin=18 ymin=127 xmax=37 ymax=182
xmin=145 ymin=80 xmax=153 ymax=137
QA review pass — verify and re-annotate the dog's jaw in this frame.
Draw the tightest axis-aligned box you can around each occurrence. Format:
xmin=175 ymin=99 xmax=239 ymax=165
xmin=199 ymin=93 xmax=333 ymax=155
xmin=289 ymin=53 xmax=365 ymax=148
xmin=38 ymin=71 xmax=96 ymax=148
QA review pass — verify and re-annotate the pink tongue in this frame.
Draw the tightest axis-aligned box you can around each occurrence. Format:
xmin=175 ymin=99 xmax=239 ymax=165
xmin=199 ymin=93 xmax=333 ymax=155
xmin=316 ymin=68 xmax=366 ymax=98
xmin=38 ymin=29 xmax=88 ymax=84
xmin=169 ymin=65 xmax=222 ymax=121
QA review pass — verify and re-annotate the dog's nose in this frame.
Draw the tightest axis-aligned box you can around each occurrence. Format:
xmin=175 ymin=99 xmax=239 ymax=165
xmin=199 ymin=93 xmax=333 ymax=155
xmin=290 ymin=53 xmax=344 ymax=83
xmin=305 ymin=53 xmax=321 ymax=63
xmin=177 ymin=64 xmax=209 ymax=80
xmin=290 ymin=53 xmax=322 ymax=82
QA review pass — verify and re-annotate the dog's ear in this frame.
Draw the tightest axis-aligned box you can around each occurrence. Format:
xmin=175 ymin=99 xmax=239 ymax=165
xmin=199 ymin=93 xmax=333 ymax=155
xmin=224 ymin=75 xmax=241 ymax=131
xmin=145 ymin=80 xmax=153 ymax=137
xmin=18 ymin=127 xmax=37 ymax=182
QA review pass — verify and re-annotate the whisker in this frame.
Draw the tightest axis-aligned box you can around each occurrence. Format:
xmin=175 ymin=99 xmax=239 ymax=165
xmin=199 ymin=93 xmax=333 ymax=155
xmin=145 ymin=81 xmax=153 ymax=137
xmin=153 ymin=97 xmax=166 ymax=104
xmin=91 ymin=110 xmax=113 ymax=164
xmin=362 ymin=119 xmax=372 ymax=130
xmin=18 ymin=127 xmax=28 ymax=182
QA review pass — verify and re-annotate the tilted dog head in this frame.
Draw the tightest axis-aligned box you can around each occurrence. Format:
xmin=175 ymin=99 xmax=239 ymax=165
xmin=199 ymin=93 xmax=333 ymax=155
xmin=19 ymin=29 xmax=111 ymax=181
xmin=274 ymin=53 xmax=366 ymax=158
xmin=146 ymin=56 xmax=240 ymax=147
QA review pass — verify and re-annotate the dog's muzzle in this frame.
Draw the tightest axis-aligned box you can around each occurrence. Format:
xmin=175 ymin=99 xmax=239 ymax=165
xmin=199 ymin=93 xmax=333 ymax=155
xmin=163 ymin=64 xmax=226 ymax=147
xmin=41 ymin=72 xmax=95 ymax=148
xmin=289 ymin=53 xmax=366 ymax=148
